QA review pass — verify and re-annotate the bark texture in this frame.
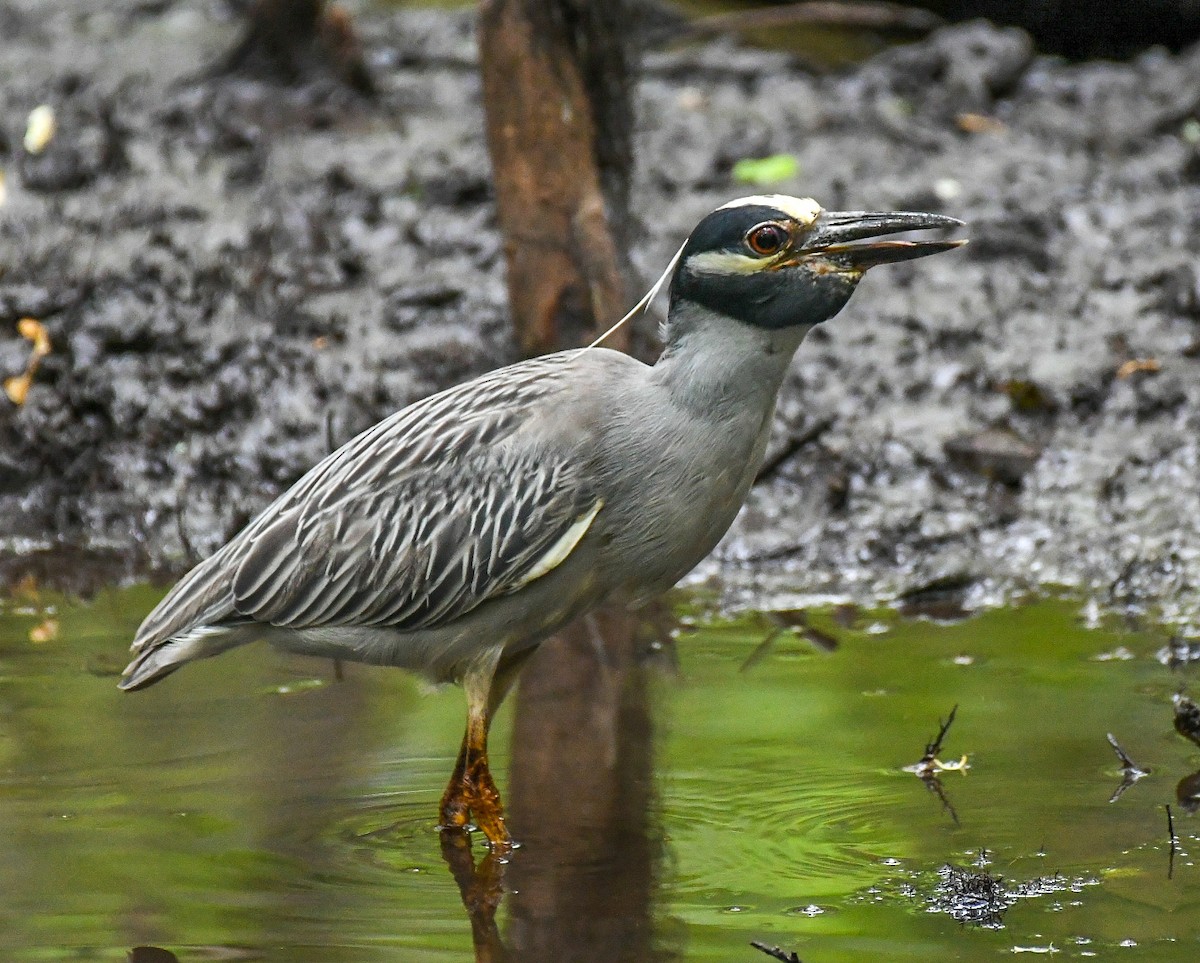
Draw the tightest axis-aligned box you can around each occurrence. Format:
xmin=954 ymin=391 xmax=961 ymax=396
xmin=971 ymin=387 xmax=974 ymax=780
xmin=478 ymin=0 xmax=636 ymax=355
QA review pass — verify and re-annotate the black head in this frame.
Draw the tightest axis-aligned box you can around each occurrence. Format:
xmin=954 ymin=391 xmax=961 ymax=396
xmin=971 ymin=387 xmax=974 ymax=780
xmin=669 ymin=194 xmax=966 ymax=332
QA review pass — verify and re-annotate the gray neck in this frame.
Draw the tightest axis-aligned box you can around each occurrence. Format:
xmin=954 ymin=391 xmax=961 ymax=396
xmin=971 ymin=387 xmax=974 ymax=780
xmin=650 ymin=299 xmax=811 ymax=416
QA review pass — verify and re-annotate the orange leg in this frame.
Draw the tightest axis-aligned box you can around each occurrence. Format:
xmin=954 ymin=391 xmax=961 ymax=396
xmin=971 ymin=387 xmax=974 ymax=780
xmin=439 ymin=733 xmax=472 ymax=829
xmin=460 ymin=710 xmax=509 ymax=850
xmin=438 ymin=699 xmax=511 ymax=851
xmin=437 ymin=649 xmax=538 ymax=852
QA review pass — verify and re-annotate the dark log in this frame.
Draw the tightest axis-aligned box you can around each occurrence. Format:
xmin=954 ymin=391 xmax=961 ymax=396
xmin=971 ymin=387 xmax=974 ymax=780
xmin=220 ymin=0 xmax=375 ymax=94
xmin=478 ymin=0 xmax=636 ymax=355
xmin=506 ymin=602 xmax=658 ymax=962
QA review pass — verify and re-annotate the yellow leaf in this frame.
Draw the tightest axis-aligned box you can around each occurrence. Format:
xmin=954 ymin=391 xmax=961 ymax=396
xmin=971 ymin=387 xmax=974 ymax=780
xmin=1116 ymin=358 xmax=1161 ymax=379
xmin=957 ymin=112 xmax=1007 ymax=135
xmin=17 ymin=317 xmax=51 ymax=357
xmin=4 ymin=373 xmax=31 ymax=406
xmin=5 ymin=318 xmax=51 ymax=405
xmin=29 ymin=617 xmax=59 ymax=644
xmin=24 ymin=104 xmax=56 ymax=155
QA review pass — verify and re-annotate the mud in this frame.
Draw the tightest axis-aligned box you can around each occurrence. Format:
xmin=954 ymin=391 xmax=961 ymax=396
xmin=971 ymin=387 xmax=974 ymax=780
xmin=1 ymin=3 xmax=1199 ymax=631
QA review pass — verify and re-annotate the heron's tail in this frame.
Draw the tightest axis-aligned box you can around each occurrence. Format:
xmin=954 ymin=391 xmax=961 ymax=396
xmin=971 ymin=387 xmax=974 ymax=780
xmin=121 ymin=542 xmax=250 ymax=690
xmin=120 ymin=623 xmax=253 ymax=690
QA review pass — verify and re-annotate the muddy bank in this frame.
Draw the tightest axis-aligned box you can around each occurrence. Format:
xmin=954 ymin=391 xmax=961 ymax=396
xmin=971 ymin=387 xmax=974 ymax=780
xmin=1 ymin=2 xmax=1198 ymax=630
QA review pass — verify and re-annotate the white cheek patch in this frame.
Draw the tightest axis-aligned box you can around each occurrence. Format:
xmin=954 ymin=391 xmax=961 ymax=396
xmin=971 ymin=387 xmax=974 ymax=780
xmin=718 ymin=194 xmax=822 ymax=227
xmin=686 ymin=250 xmax=765 ymax=275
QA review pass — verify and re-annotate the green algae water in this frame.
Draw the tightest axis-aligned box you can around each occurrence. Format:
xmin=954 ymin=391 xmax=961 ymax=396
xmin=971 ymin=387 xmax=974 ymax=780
xmin=2 ymin=586 xmax=1198 ymax=961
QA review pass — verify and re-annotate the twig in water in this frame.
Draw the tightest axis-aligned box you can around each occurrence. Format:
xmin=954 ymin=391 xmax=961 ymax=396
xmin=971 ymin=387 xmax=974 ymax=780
xmin=903 ymin=705 xmax=967 ymax=824
xmin=907 ymin=704 xmax=966 ymax=778
xmin=1106 ymin=732 xmax=1150 ymax=803
xmin=1167 ymin=804 xmax=1179 ymax=880
xmin=750 ymin=940 xmax=803 ymax=963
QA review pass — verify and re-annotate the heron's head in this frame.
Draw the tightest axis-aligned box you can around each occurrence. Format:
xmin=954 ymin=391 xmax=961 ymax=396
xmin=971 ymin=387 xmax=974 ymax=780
xmin=668 ymin=194 xmax=966 ymax=336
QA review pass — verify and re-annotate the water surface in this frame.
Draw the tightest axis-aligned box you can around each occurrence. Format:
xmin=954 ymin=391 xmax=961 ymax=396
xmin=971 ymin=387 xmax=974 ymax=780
xmin=1 ymin=586 xmax=1198 ymax=960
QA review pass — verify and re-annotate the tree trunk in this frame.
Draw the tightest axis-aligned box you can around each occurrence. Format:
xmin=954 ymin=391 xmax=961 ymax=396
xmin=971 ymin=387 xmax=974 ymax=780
xmin=478 ymin=0 xmax=636 ymax=355
xmin=221 ymin=0 xmax=375 ymax=95
xmin=505 ymin=603 xmax=659 ymax=963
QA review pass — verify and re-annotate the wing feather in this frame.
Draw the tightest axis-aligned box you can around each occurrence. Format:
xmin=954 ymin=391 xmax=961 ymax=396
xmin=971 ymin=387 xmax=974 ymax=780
xmin=130 ymin=350 xmax=598 ymax=657
xmin=232 ymin=449 xmax=598 ymax=631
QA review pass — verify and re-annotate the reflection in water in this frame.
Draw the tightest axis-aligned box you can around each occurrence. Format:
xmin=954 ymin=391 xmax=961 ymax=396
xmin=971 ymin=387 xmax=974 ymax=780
xmin=508 ymin=604 xmax=667 ymax=963
xmin=441 ymin=833 xmax=510 ymax=963
xmin=902 ymin=705 xmax=965 ymax=825
xmin=127 ymin=947 xmax=180 ymax=963
xmin=444 ymin=601 xmax=676 ymax=963
xmin=119 ymin=662 xmax=379 ymax=954
xmin=1177 ymin=770 xmax=1200 ymax=814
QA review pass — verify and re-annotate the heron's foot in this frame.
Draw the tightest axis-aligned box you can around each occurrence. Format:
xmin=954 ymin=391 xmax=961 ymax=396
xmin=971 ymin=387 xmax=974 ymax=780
xmin=437 ymin=760 xmax=512 ymax=854
xmin=466 ymin=757 xmax=511 ymax=854
xmin=439 ymin=777 xmax=471 ymax=830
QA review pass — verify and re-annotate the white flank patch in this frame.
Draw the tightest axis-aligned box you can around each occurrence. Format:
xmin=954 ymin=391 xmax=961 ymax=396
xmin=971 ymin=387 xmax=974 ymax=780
xmin=516 ymin=499 xmax=604 ymax=587
xmin=719 ymin=194 xmax=822 ymax=227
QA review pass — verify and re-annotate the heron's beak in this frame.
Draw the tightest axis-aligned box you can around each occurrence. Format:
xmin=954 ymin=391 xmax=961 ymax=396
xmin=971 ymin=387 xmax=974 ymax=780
xmin=795 ymin=211 xmax=967 ymax=271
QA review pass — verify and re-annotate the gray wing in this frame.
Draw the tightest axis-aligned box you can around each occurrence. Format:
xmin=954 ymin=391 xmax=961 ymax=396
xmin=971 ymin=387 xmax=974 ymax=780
xmin=130 ymin=351 xmax=601 ymax=653
xmin=230 ymin=447 xmax=598 ymax=630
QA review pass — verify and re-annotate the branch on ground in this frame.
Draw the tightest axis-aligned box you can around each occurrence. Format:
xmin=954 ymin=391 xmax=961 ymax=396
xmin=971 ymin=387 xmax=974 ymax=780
xmin=219 ymin=0 xmax=375 ymax=94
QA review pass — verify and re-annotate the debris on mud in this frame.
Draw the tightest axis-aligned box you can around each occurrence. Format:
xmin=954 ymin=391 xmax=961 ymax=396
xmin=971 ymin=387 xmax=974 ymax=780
xmin=872 ymin=855 xmax=1101 ymax=930
xmin=1172 ymin=693 xmax=1200 ymax=748
xmin=1 ymin=2 xmax=1199 ymax=633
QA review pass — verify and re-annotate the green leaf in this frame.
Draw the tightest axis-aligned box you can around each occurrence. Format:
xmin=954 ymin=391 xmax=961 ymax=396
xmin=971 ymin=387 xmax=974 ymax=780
xmin=732 ymin=154 xmax=801 ymax=186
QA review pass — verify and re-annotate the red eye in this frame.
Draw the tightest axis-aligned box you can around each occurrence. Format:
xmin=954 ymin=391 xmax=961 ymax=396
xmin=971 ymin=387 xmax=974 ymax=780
xmin=746 ymin=223 xmax=789 ymax=256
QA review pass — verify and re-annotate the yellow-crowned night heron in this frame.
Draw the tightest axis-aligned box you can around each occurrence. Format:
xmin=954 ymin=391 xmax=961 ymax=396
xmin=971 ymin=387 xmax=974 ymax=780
xmin=122 ymin=195 xmax=965 ymax=850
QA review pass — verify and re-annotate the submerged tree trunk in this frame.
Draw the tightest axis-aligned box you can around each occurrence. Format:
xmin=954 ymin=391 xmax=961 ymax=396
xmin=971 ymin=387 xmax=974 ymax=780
xmin=478 ymin=0 xmax=636 ymax=355
xmin=506 ymin=603 xmax=660 ymax=962
xmin=220 ymin=0 xmax=375 ymax=94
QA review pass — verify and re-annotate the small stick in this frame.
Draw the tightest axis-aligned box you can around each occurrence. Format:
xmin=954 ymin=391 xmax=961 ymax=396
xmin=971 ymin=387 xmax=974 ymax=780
xmin=903 ymin=705 xmax=965 ymax=823
xmin=903 ymin=705 xmax=965 ymax=778
xmin=755 ymin=417 xmax=834 ymax=484
xmin=1106 ymin=732 xmax=1141 ymax=771
xmin=750 ymin=941 xmax=803 ymax=963
xmin=1167 ymin=804 xmax=1178 ymax=880
xmin=1106 ymin=732 xmax=1149 ymax=803
xmin=926 ymin=704 xmax=958 ymax=759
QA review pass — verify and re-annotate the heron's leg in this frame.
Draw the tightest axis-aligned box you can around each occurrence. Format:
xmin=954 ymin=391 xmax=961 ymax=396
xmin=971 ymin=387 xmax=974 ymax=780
xmin=438 ymin=647 xmax=516 ymax=851
xmin=438 ymin=733 xmax=472 ymax=829
xmin=460 ymin=694 xmax=509 ymax=851
xmin=440 ymin=648 xmax=506 ymax=831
